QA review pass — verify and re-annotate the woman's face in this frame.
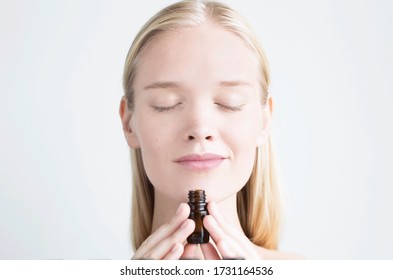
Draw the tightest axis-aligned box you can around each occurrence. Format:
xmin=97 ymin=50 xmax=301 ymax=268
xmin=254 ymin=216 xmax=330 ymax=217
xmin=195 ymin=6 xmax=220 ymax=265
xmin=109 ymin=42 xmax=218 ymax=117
xmin=127 ymin=23 xmax=269 ymax=203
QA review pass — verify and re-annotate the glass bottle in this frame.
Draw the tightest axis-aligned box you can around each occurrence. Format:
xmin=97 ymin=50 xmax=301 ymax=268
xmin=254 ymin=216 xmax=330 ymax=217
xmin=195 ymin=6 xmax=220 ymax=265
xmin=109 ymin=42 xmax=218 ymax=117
xmin=187 ymin=189 xmax=210 ymax=244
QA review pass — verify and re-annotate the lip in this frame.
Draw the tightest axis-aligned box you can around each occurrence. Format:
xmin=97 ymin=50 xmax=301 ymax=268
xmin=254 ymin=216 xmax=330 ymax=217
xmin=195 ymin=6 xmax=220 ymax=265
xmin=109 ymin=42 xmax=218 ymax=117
xmin=174 ymin=153 xmax=227 ymax=171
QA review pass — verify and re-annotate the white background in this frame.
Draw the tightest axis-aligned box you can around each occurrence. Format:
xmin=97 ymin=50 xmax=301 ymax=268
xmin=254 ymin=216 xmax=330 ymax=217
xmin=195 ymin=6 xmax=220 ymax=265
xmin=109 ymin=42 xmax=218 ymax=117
xmin=0 ymin=0 xmax=392 ymax=259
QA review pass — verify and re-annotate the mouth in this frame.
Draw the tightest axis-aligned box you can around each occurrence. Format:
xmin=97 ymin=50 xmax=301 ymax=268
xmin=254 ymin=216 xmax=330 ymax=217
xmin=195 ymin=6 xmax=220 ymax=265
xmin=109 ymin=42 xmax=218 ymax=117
xmin=174 ymin=153 xmax=227 ymax=171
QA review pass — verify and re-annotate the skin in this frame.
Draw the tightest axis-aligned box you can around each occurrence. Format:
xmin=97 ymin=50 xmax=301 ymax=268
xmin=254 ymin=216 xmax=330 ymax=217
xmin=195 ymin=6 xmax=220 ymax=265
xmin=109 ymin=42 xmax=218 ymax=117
xmin=120 ymin=22 xmax=298 ymax=259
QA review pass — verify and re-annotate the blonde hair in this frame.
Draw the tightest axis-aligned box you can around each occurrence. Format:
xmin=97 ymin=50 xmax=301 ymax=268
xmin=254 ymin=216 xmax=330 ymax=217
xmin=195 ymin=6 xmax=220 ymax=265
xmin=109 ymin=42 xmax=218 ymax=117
xmin=123 ymin=0 xmax=282 ymax=250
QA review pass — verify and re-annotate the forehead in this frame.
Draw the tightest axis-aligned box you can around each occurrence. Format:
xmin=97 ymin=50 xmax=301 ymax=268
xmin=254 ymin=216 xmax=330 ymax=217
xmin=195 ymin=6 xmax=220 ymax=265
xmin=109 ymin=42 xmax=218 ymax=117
xmin=134 ymin=22 xmax=260 ymax=90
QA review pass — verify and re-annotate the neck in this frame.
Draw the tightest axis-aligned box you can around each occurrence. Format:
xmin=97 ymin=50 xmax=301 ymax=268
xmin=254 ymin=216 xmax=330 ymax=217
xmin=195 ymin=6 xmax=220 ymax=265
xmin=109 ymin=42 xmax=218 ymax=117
xmin=151 ymin=192 xmax=244 ymax=234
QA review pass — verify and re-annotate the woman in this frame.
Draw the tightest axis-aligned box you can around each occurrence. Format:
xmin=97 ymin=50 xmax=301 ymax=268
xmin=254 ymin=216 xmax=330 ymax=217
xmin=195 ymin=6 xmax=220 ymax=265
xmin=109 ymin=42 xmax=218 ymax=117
xmin=119 ymin=0 xmax=299 ymax=259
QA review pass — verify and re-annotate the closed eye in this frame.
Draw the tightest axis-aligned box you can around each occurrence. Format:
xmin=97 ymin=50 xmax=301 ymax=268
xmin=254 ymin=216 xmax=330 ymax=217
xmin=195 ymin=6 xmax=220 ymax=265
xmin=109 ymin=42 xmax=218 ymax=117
xmin=216 ymin=103 xmax=244 ymax=112
xmin=152 ymin=103 xmax=181 ymax=112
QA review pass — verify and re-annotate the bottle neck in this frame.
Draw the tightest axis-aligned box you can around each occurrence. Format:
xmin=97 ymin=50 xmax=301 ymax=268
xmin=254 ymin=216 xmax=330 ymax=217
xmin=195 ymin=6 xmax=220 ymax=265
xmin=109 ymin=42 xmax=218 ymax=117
xmin=188 ymin=190 xmax=207 ymax=212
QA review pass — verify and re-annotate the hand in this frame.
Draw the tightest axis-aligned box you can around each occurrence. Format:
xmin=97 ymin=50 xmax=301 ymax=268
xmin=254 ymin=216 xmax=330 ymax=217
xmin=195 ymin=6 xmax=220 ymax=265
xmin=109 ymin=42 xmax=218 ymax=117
xmin=200 ymin=201 xmax=261 ymax=260
xmin=132 ymin=203 xmax=195 ymax=260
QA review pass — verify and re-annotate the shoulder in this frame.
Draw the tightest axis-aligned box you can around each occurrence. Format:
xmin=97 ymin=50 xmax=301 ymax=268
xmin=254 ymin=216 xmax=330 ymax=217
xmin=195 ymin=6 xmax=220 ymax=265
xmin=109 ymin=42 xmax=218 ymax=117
xmin=256 ymin=246 xmax=306 ymax=260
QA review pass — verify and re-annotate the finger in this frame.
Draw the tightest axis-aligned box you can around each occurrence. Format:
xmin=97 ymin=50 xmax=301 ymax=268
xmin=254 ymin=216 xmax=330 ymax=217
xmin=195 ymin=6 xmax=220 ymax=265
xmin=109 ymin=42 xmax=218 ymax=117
xmin=163 ymin=243 xmax=184 ymax=260
xmin=206 ymin=201 xmax=262 ymax=259
xmin=203 ymin=215 xmax=236 ymax=259
xmin=207 ymin=201 xmax=243 ymax=237
xmin=200 ymin=242 xmax=221 ymax=260
xmin=207 ymin=201 xmax=239 ymax=241
xmin=207 ymin=201 xmax=229 ymax=229
xmin=181 ymin=243 xmax=198 ymax=260
xmin=204 ymin=209 xmax=258 ymax=259
xmin=132 ymin=203 xmax=190 ymax=259
xmin=145 ymin=219 xmax=195 ymax=260
xmin=203 ymin=215 xmax=225 ymax=243
xmin=207 ymin=201 xmax=252 ymax=249
xmin=215 ymin=239 xmax=237 ymax=259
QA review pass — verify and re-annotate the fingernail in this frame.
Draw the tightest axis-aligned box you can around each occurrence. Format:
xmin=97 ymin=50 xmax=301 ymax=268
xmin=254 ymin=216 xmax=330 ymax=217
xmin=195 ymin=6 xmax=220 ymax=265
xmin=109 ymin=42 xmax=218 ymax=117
xmin=180 ymin=220 xmax=189 ymax=229
xmin=170 ymin=243 xmax=180 ymax=253
xmin=208 ymin=200 xmax=216 ymax=212
xmin=176 ymin=203 xmax=183 ymax=216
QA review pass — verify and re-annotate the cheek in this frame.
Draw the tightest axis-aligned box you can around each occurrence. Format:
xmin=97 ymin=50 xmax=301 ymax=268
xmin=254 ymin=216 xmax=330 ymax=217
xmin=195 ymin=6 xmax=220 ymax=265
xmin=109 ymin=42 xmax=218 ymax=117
xmin=136 ymin=127 xmax=165 ymax=187
xmin=137 ymin=119 xmax=167 ymax=158
xmin=232 ymin=131 xmax=258 ymax=171
xmin=227 ymin=113 xmax=262 ymax=150
xmin=226 ymin=115 xmax=261 ymax=174
xmin=134 ymin=113 xmax=177 ymax=181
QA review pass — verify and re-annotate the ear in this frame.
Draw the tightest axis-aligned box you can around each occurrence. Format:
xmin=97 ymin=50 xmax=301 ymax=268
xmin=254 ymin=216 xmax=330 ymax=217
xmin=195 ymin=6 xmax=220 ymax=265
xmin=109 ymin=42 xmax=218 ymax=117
xmin=119 ymin=96 xmax=140 ymax=148
xmin=256 ymin=96 xmax=273 ymax=147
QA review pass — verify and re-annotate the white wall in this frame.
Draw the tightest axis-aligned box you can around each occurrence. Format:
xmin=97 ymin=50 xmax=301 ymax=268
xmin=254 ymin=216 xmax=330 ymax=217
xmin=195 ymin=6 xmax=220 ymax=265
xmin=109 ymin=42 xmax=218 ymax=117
xmin=1 ymin=0 xmax=392 ymax=259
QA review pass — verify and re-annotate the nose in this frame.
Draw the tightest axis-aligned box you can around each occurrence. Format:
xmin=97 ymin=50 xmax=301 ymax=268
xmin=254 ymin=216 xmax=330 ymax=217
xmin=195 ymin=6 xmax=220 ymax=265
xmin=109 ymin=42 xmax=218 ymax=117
xmin=182 ymin=105 xmax=217 ymax=142
xmin=186 ymin=127 xmax=214 ymax=141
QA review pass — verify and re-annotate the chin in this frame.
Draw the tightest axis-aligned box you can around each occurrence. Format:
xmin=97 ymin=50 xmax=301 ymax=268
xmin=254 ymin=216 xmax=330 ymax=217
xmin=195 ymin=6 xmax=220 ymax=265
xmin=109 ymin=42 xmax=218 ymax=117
xmin=152 ymin=174 xmax=248 ymax=203
xmin=185 ymin=181 xmax=243 ymax=203
xmin=206 ymin=188 xmax=241 ymax=203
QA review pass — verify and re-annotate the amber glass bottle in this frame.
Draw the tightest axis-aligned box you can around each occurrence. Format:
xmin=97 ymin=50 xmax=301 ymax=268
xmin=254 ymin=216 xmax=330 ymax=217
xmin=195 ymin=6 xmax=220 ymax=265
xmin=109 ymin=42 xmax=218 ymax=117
xmin=187 ymin=190 xmax=210 ymax=244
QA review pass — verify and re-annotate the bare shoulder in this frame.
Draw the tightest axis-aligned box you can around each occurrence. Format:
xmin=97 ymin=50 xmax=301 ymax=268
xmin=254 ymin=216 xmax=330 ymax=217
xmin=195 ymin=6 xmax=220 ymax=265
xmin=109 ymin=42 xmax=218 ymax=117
xmin=256 ymin=246 xmax=306 ymax=260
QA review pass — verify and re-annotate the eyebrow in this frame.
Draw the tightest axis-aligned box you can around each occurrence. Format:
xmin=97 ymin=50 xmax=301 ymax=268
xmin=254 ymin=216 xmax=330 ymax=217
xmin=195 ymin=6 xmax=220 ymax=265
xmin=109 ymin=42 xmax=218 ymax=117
xmin=143 ymin=81 xmax=180 ymax=90
xmin=143 ymin=80 xmax=253 ymax=90
xmin=218 ymin=80 xmax=253 ymax=88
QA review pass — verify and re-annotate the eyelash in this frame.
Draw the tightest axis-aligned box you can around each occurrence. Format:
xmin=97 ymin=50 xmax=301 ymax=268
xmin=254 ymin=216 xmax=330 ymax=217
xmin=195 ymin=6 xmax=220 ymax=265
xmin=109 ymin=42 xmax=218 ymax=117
xmin=152 ymin=103 xmax=244 ymax=112
xmin=152 ymin=105 xmax=178 ymax=112
xmin=217 ymin=104 xmax=243 ymax=112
